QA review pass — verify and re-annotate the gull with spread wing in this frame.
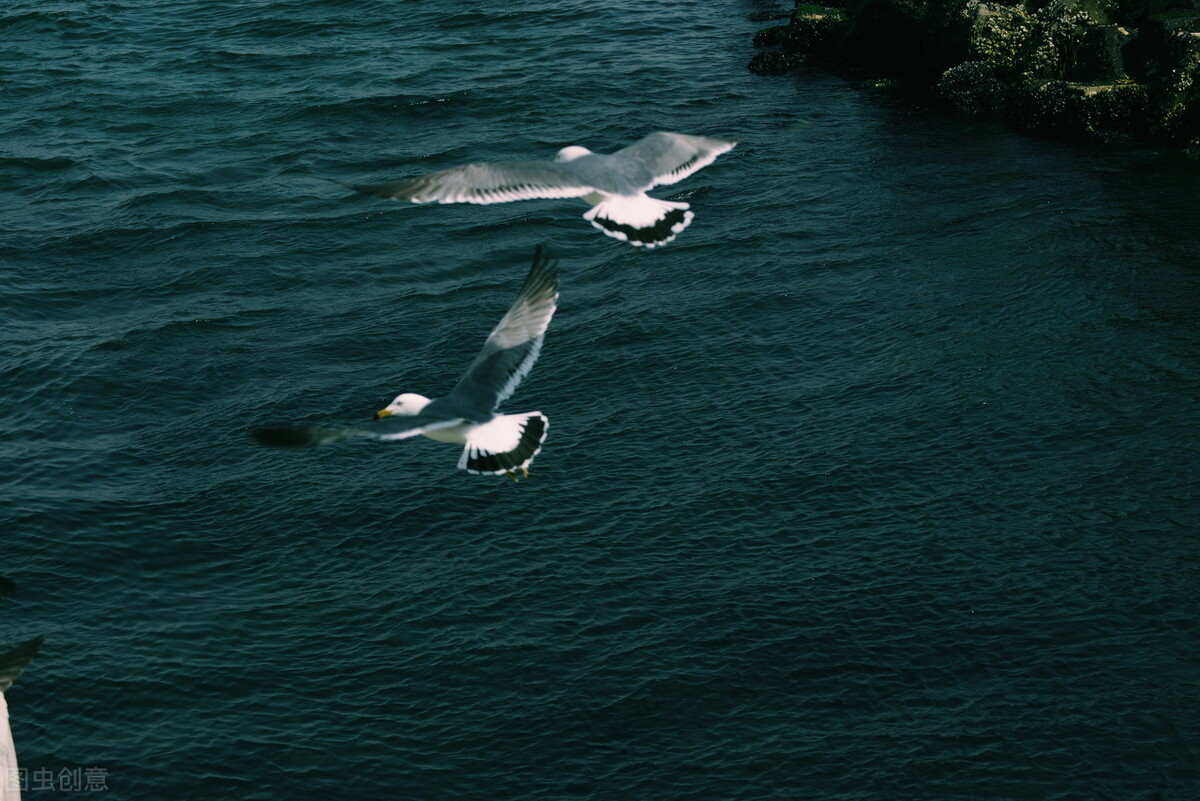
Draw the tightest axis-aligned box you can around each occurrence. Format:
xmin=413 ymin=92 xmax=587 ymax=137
xmin=0 ymin=637 xmax=40 ymax=801
xmin=354 ymin=131 xmax=736 ymax=248
xmin=1 ymin=577 xmax=41 ymax=801
xmin=251 ymin=247 xmax=559 ymax=480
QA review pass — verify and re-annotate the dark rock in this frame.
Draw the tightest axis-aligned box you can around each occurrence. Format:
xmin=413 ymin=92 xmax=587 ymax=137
xmin=1079 ymin=82 xmax=1153 ymax=141
xmin=939 ymin=60 xmax=1012 ymax=114
xmin=749 ymin=9 xmax=795 ymax=22
xmin=753 ymin=25 xmax=791 ymax=47
xmin=1014 ymin=80 xmax=1152 ymax=142
xmin=1013 ymin=79 xmax=1082 ymax=133
xmin=751 ymin=0 xmax=1200 ymax=148
xmin=1066 ymin=24 xmax=1136 ymax=79
xmin=837 ymin=0 xmax=972 ymax=81
xmin=785 ymin=6 xmax=851 ymax=60
xmin=749 ymin=51 xmax=804 ymax=74
xmin=1159 ymin=29 xmax=1200 ymax=138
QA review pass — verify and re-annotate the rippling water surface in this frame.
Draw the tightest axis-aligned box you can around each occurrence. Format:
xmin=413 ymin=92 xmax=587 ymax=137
xmin=3 ymin=1 xmax=1199 ymax=799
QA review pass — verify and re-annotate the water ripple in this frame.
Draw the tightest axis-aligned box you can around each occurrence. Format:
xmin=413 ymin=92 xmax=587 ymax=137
xmin=2 ymin=0 xmax=1198 ymax=799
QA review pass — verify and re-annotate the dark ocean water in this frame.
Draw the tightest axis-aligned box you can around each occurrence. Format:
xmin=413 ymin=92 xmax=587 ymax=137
xmin=3 ymin=1 xmax=1199 ymax=799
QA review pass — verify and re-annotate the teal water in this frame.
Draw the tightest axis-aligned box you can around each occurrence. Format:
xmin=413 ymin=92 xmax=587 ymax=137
xmin=3 ymin=1 xmax=1199 ymax=799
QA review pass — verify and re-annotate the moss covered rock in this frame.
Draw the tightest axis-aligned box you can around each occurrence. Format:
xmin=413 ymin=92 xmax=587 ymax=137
xmin=750 ymin=0 xmax=1200 ymax=148
xmin=938 ymin=59 xmax=1012 ymax=114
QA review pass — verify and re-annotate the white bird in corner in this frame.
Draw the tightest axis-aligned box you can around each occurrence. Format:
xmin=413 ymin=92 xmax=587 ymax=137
xmin=251 ymin=246 xmax=559 ymax=481
xmin=354 ymin=131 xmax=736 ymax=248
xmin=0 ymin=577 xmax=42 ymax=801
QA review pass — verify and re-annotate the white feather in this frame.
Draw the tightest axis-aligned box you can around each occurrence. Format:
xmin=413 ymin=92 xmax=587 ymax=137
xmin=0 ymin=693 xmax=18 ymax=801
xmin=463 ymin=414 xmax=531 ymax=455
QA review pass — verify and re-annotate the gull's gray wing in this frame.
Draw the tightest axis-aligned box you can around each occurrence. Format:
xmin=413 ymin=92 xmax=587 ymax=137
xmin=0 ymin=636 xmax=39 ymax=798
xmin=446 ymin=246 xmax=559 ymax=412
xmin=614 ymin=132 xmax=736 ymax=187
xmin=354 ymin=160 xmax=596 ymax=205
xmin=0 ymin=637 xmax=40 ymax=694
xmin=251 ymin=413 xmax=465 ymax=448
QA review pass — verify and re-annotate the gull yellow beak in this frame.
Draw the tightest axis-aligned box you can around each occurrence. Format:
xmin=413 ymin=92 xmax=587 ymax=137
xmin=374 ymin=409 xmax=393 ymax=420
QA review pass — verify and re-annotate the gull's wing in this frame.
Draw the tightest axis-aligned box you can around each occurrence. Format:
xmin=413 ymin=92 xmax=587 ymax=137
xmin=614 ymin=131 xmax=736 ymax=187
xmin=0 ymin=691 xmax=13 ymax=801
xmin=0 ymin=636 xmax=41 ymax=801
xmin=354 ymin=160 xmax=596 ymax=205
xmin=251 ymin=413 xmax=465 ymax=448
xmin=0 ymin=637 xmax=40 ymax=695
xmin=446 ymin=246 xmax=559 ymax=412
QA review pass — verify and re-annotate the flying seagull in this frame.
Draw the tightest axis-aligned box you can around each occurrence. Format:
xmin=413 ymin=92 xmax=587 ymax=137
xmin=251 ymin=247 xmax=559 ymax=480
xmin=354 ymin=131 xmax=736 ymax=248
xmin=1 ymin=576 xmax=41 ymax=801
xmin=0 ymin=636 xmax=40 ymax=801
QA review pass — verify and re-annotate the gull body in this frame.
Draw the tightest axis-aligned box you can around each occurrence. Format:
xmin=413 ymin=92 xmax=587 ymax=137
xmin=354 ymin=131 xmax=736 ymax=248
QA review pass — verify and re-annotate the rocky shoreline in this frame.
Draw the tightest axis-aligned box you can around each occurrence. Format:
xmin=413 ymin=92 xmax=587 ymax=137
xmin=749 ymin=0 xmax=1200 ymax=151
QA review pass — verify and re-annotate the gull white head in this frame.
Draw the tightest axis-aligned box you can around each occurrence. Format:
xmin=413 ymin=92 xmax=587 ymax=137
xmin=555 ymin=145 xmax=592 ymax=162
xmin=376 ymin=392 xmax=431 ymax=419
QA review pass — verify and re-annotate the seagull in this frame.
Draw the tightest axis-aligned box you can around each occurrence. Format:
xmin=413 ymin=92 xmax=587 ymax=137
xmin=1 ymin=577 xmax=41 ymax=801
xmin=251 ymin=247 xmax=559 ymax=480
xmin=0 ymin=637 xmax=40 ymax=801
xmin=354 ymin=131 xmax=736 ymax=248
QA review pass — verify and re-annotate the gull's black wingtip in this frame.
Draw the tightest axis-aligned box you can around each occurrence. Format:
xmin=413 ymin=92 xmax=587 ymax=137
xmin=0 ymin=635 xmax=43 ymax=692
xmin=251 ymin=425 xmax=354 ymax=448
xmin=529 ymin=244 xmax=559 ymax=279
xmin=250 ymin=426 xmax=318 ymax=448
xmin=0 ymin=577 xmax=15 ymax=600
xmin=350 ymin=179 xmax=414 ymax=200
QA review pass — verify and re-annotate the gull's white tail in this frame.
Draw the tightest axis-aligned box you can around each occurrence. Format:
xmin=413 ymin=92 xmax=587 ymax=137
xmin=458 ymin=412 xmax=548 ymax=476
xmin=583 ymin=196 xmax=693 ymax=248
